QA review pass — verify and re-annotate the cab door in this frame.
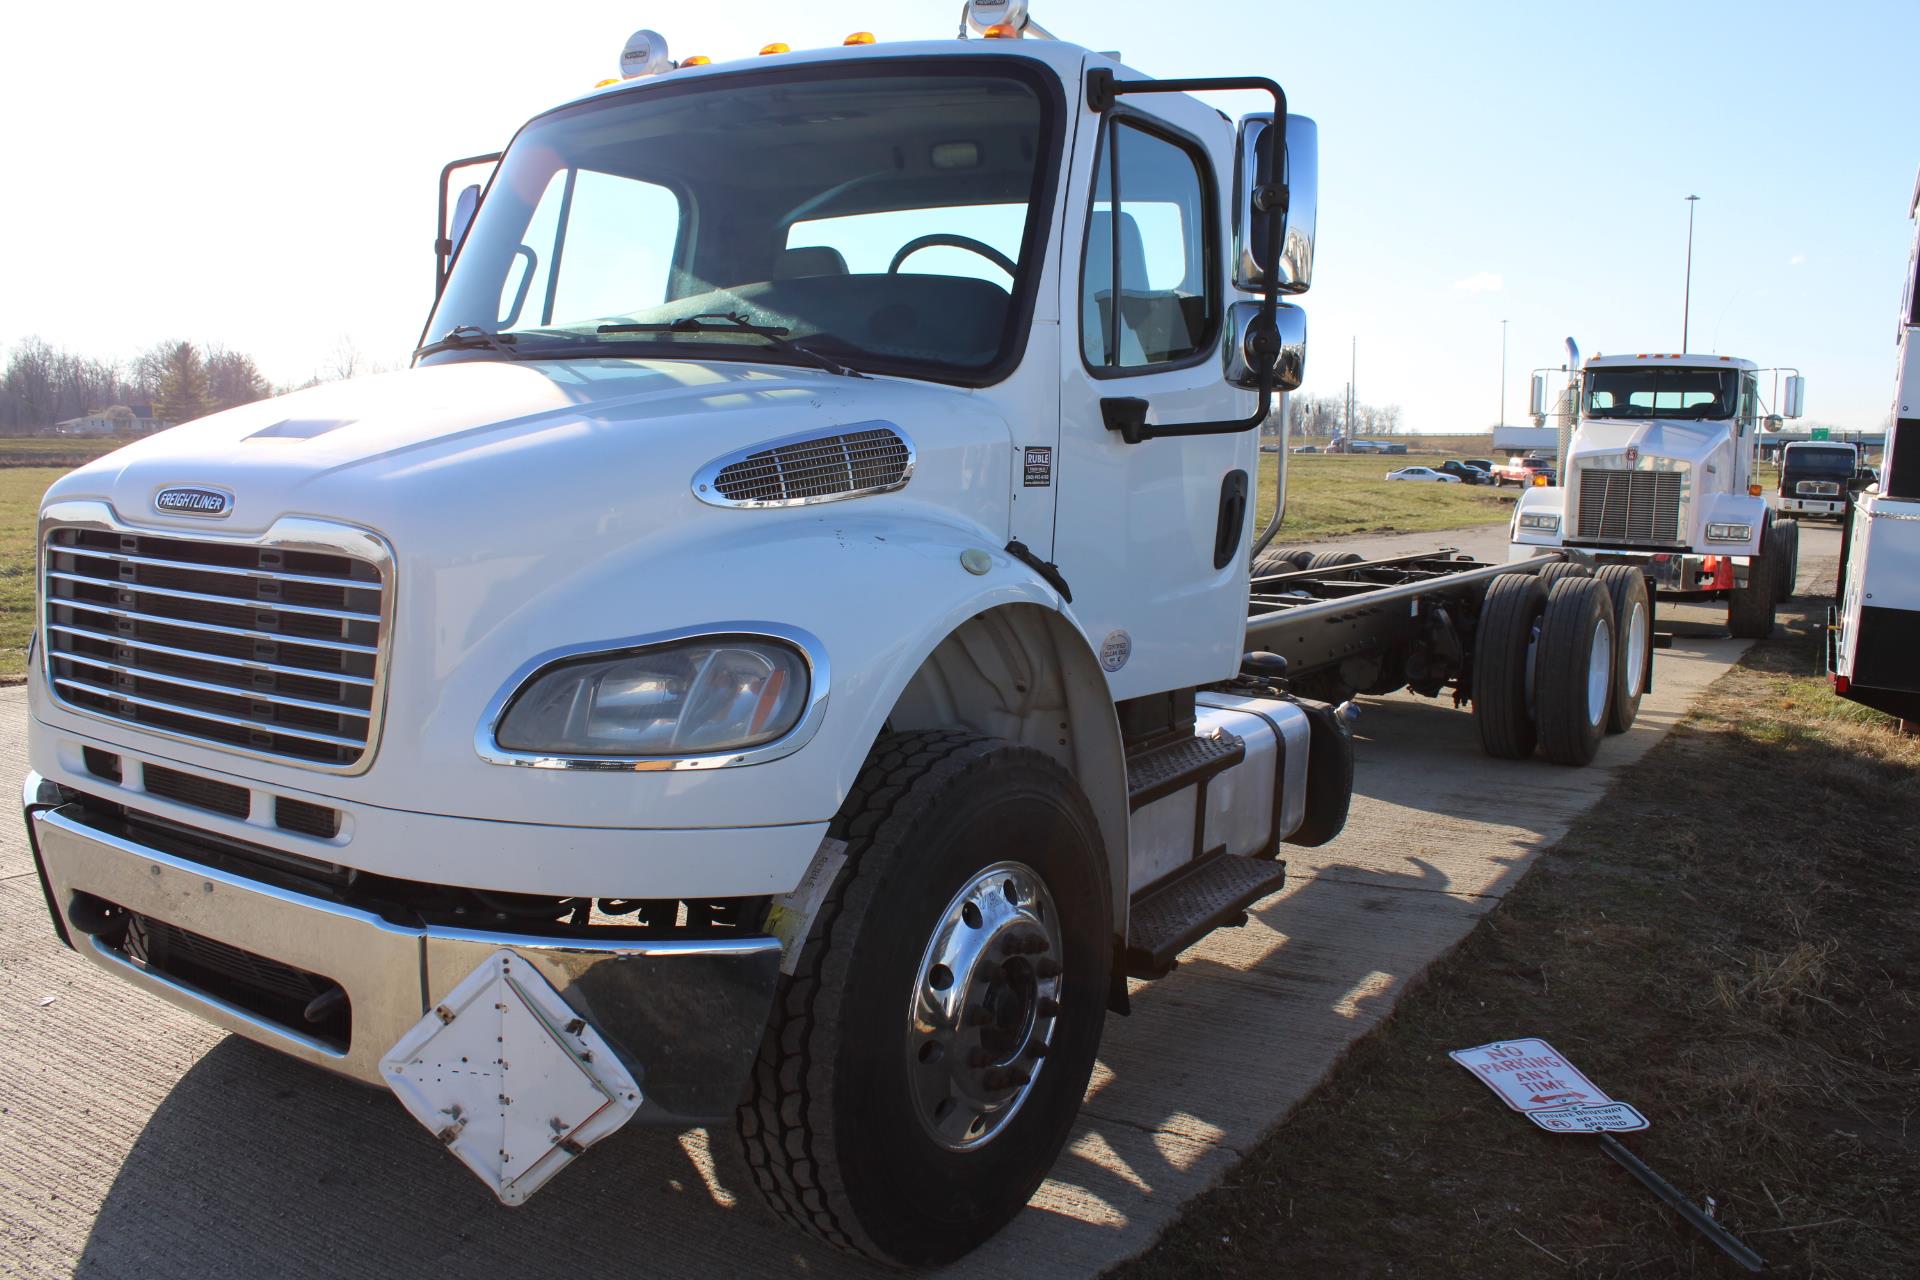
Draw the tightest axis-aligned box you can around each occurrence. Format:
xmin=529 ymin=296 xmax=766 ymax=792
xmin=1052 ymin=86 xmax=1254 ymax=700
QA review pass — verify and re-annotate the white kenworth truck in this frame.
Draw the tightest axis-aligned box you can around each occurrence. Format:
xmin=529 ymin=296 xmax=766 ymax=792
xmin=1511 ymin=351 xmax=1807 ymax=639
xmin=19 ymin=5 xmax=1607 ymax=1264
xmin=1830 ymin=168 xmax=1920 ymax=728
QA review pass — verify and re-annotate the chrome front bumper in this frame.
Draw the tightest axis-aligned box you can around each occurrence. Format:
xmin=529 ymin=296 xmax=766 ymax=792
xmin=24 ymin=778 xmax=782 ymax=1124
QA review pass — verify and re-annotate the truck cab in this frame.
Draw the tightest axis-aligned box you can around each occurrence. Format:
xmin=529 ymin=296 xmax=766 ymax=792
xmin=1511 ymin=352 xmax=1805 ymax=638
xmin=20 ymin=6 xmax=1332 ymax=1264
xmin=1777 ymin=440 xmax=1859 ymax=518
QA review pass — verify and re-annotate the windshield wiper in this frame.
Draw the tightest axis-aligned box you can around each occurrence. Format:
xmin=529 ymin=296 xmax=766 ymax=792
xmin=414 ymin=325 xmax=524 ymax=360
xmin=597 ymin=312 xmax=868 ymax=378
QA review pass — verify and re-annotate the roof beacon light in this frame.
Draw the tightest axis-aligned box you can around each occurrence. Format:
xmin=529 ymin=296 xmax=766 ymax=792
xmin=844 ymin=31 xmax=877 ymax=46
xmin=619 ymin=29 xmax=674 ymax=79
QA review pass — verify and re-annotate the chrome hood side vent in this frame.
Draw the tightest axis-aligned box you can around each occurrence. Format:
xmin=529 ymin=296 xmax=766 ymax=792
xmin=693 ymin=423 xmax=914 ymax=509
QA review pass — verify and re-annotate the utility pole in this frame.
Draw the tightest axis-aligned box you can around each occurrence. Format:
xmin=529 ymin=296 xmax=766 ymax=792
xmin=1682 ymin=194 xmax=1700 ymax=351
xmin=1500 ymin=318 xmax=1509 ymax=428
xmin=1349 ymin=335 xmax=1357 ymax=438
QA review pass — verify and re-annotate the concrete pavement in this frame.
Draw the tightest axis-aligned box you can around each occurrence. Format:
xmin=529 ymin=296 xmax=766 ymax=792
xmin=0 ymin=521 xmax=1836 ymax=1278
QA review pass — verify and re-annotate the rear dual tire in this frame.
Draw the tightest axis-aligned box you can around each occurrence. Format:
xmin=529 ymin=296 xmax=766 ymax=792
xmin=1472 ymin=569 xmax=1623 ymax=765
xmin=1533 ymin=578 xmax=1618 ymax=766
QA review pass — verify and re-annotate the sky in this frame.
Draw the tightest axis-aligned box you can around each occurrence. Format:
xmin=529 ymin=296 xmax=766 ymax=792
xmin=3 ymin=0 xmax=1915 ymax=432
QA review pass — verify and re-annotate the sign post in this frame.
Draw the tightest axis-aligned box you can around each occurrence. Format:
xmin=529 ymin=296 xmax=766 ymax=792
xmin=1451 ymin=1038 xmax=1763 ymax=1272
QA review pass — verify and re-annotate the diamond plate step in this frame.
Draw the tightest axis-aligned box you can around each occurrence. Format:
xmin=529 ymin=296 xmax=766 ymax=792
xmin=1124 ymin=853 xmax=1288 ymax=978
xmin=1126 ymin=730 xmax=1244 ymax=811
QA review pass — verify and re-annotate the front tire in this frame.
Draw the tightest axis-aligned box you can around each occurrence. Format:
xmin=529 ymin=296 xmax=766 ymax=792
xmin=736 ymin=730 xmax=1112 ymax=1266
xmin=1728 ymin=520 xmax=1778 ymax=639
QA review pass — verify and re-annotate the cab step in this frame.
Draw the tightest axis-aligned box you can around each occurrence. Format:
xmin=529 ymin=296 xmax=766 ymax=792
xmin=1123 ymin=852 xmax=1287 ymax=978
xmin=1126 ymin=730 xmax=1244 ymax=811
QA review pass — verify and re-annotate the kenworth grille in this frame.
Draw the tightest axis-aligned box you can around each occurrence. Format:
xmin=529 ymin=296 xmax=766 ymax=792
xmin=1575 ymin=466 xmax=1685 ymax=545
xmin=41 ymin=517 xmax=390 ymax=771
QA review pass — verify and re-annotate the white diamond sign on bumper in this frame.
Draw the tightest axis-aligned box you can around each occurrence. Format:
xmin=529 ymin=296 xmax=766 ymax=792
xmin=1449 ymin=1037 xmax=1648 ymax=1134
xmin=381 ymin=950 xmax=643 ymax=1205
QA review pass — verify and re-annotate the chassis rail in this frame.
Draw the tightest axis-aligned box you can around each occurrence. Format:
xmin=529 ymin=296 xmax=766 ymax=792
xmin=1244 ymin=548 xmax=1563 ymax=696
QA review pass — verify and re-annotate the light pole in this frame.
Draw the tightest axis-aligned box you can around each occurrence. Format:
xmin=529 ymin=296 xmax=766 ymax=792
xmin=1682 ymin=194 xmax=1700 ymax=351
xmin=1499 ymin=318 xmax=1509 ymax=428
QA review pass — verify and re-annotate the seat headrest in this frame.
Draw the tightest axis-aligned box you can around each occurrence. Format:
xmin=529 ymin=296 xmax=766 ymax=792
xmin=773 ymin=246 xmax=850 ymax=279
xmin=1084 ymin=211 xmax=1150 ymax=292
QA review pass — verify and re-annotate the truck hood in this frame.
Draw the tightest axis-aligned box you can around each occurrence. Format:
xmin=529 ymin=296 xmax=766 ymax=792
xmin=51 ymin=357 xmax=1005 ymax=539
xmin=1567 ymin=416 xmax=1730 ymax=468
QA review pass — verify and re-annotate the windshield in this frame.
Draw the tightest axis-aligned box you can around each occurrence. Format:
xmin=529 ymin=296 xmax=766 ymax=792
xmin=423 ymin=61 xmax=1059 ymax=384
xmin=1783 ymin=446 xmax=1857 ymax=478
xmin=1584 ymin=368 xmax=1738 ymax=421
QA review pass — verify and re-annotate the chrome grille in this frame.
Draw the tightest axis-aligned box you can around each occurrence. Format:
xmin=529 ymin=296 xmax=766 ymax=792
xmin=1795 ymin=480 xmax=1840 ymax=496
xmin=698 ymin=424 xmax=913 ymax=507
xmin=42 ymin=523 xmax=388 ymax=770
xmin=1575 ymin=467 xmax=1685 ymax=545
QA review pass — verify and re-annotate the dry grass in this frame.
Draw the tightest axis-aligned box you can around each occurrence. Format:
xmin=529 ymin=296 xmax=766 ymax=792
xmin=1115 ymin=600 xmax=1920 ymax=1278
xmin=1257 ymin=452 xmax=1517 ymax=539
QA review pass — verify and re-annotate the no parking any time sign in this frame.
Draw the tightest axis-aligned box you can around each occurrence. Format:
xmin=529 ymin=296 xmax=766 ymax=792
xmin=1449 ymin=1037 xmax=1648 ymax=1133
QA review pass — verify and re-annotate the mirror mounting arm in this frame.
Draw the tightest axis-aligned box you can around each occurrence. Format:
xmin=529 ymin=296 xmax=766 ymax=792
xmin=1089 ymin=70 xmax=1290 ymax=444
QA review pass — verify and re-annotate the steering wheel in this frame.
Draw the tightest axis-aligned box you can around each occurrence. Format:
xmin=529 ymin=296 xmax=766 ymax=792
xmin=887 ymin=234 xmax=1017 ymax=278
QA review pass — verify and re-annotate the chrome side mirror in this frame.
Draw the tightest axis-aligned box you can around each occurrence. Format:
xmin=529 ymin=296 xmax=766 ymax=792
xmin=1234 ymin=114 xmax=1316 ymax=294
xmin=1782 ymin=374 xmax=1806 ymax=419
xmin=1529 ymin=374 xmax=1546 ymax=418
xmin=1225 ymin=300 xmax=1306 ymax=391
xmin=449 ymin=184 xmax=481 ymax=258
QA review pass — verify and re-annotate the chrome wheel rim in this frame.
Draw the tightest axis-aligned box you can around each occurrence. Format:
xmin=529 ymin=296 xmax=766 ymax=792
xmin=907 ymin=861 xmax=1062 ymax=1151
xmin=1622 ymin=601 xmax=1648 ymax=700
xmin=1587 ymin=615 xmax=1614 ymax=728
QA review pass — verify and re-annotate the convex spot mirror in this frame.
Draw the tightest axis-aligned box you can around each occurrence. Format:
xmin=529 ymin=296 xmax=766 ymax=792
xmin=1225 ymin=301 xmax=1306 ymax=391
xmin=1234 ymin=113 xmax=1317 ymax=294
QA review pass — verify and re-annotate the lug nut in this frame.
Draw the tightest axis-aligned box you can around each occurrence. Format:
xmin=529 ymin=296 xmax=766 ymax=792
xmin=1034 ymin=958 xmax=1063 ymax=979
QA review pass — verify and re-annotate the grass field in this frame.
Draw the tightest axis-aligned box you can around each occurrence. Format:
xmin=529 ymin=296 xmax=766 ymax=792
xmin=0 ymin=468 xmax=64 ymax=677
xmin=0 ymin=437 xmax=126 ymax=470
xmin=1119 ymin=602 xmax=1920 ymax=1278
xmin=1258 ymin=452 xmax=1517 ymax=540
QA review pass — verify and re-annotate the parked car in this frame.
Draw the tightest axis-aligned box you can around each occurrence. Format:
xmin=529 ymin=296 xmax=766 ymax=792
xmin=1463 ymin=458 xmax=1495 ymax=475
xmin=1386 ymin=466 xmax=1462 ymax=483
xmin=1292 ymin=444 xmax=1319 ymax=454
xmin=1437 ymin=460 xmax=1490 ymax=485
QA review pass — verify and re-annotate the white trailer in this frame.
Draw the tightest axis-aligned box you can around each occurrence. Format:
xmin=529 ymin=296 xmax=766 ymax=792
xmin=1511 ymin=350 xmax=1807 ymax=638
xmin=1830 ymin=170 xmax=1920 ymax=728
xmin=17 ymin=4 xmax=1620 ymax=1263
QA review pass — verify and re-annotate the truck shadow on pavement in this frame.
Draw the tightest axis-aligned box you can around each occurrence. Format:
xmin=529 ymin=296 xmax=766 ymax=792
xmin=74 ymin=857 xmax=1489 ymax=1280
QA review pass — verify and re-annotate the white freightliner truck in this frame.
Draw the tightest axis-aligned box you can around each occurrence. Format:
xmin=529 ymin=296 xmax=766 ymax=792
xmin=20 ymin=4 xmax=1622 ymax=1262
xmin=1830 ymin=169 xmax=1920 ymax=728
xmin=1511 ymin=350 xmax=1807 ymax=639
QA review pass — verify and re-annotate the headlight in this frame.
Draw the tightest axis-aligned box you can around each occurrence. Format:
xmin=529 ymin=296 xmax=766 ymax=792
xmin=495 ymin=637 xmax=812 ymax=758
xmin=1519 ymin=513 xmax=1560 ymax=533
xmin=1705 ymin=522 xmax=1753 ymax=543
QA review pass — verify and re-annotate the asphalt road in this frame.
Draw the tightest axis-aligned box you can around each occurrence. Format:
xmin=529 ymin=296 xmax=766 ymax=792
xmin=0 ymin=520 xmax=1841 ymax=1278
